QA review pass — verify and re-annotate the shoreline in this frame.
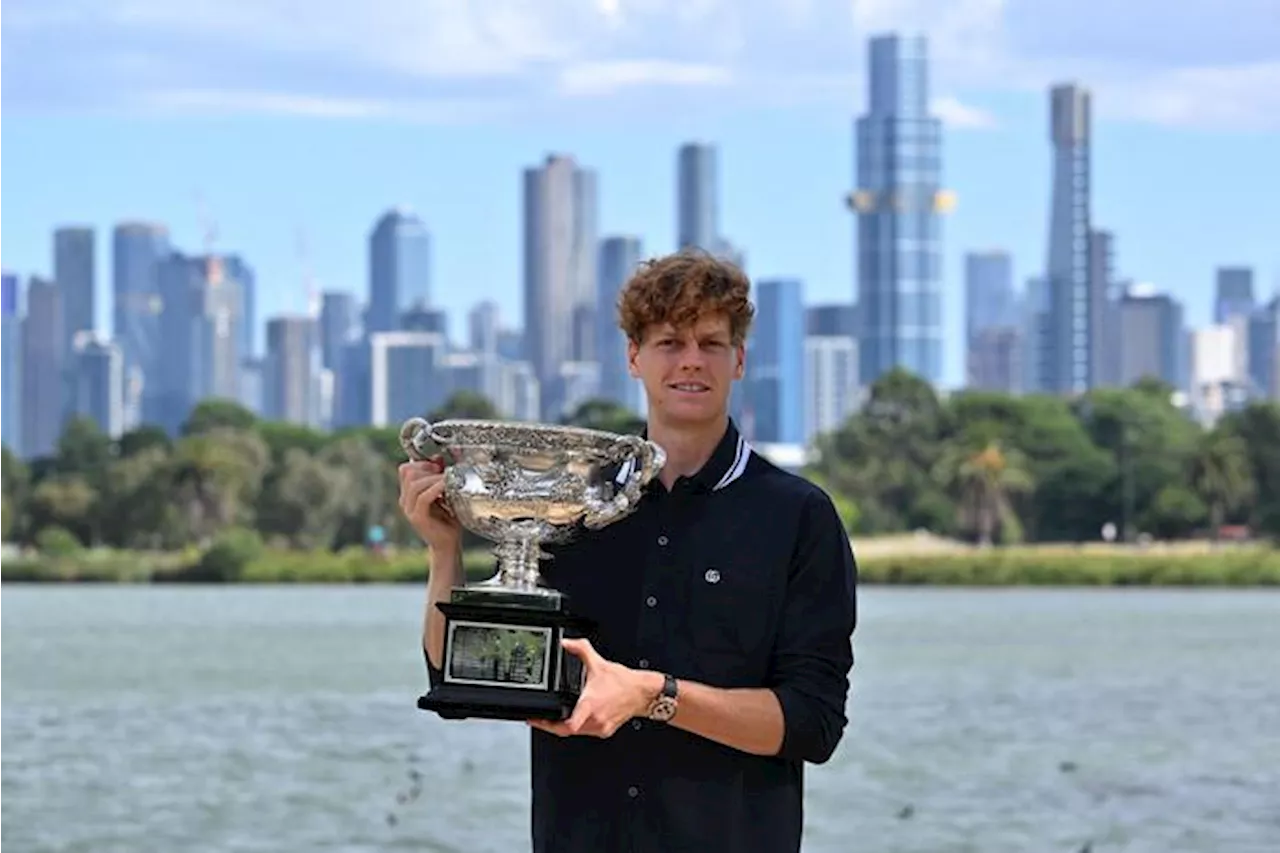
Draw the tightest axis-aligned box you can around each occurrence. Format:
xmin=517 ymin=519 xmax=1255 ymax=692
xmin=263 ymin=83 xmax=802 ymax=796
xmin=3 ymin=545 xmax=1276 ymax=587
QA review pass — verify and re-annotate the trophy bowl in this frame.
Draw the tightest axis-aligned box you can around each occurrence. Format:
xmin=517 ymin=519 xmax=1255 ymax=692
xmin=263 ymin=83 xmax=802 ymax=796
xmin=400 ymin=416 xmax=666 ymax=721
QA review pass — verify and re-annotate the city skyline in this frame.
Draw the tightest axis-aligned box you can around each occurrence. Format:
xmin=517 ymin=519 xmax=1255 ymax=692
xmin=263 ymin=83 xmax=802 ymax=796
xmin=3 ymin=3 xmax=1278 ymax=390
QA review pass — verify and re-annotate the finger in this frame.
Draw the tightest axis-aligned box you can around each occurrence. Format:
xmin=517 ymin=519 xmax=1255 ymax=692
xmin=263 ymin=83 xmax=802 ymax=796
xmin=406 ymin=467 xmax=444 ymax=487
xmin=402 ymin=472 xmax=443 ymax=503
xmin=528 ymin=719 xmax=571 ymax=737
xmin=561 ymin=698 xmax=597 ymax=735
xmin=559 ymin=638 xmax=598 ymax=671
xmin=400 ymin=480 xmax=429 ymax=515
xmin=400 ymin=459 xmax=441 ymax=483
xmin=412 ymin=480 xmax=447 ymax=516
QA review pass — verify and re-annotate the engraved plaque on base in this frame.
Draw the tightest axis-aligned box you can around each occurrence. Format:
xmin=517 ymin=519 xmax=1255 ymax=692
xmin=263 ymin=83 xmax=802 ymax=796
xmin=401 ymin=417 xmax=665 ymax=721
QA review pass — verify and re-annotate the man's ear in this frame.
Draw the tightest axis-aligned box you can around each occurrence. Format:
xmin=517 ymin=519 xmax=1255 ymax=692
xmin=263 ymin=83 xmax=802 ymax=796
xmin=734 ymin=343 xmax=745 ymax=380
xmin=627 ymin=339 xmax=641 ymax=377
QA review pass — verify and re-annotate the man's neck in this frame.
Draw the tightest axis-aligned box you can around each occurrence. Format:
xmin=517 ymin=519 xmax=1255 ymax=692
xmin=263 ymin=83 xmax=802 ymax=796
xmin=649 ymin=414 xmax=729 ymax=490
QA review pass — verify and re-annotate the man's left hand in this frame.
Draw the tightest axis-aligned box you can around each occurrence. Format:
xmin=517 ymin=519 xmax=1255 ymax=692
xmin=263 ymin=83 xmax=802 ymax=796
xmin=528 ymin=638 xmax=660 ymax=739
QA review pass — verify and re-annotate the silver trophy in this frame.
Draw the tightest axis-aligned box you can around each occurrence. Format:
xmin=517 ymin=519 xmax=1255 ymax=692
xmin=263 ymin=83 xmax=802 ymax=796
xmin=400 ymin=416 xmax=665 ymax=721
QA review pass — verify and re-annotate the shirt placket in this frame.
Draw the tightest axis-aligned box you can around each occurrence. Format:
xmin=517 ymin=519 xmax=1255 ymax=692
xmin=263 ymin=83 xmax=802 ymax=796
xmin=635 ymin=490 xmax=679 ymax=675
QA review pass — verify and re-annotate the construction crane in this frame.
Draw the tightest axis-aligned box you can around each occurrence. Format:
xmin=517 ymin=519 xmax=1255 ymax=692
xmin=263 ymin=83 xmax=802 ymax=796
xmin=296 ymin=226 xmax=320 ymax=318
xmin=196 ymin=191 xmax=223 ymax=286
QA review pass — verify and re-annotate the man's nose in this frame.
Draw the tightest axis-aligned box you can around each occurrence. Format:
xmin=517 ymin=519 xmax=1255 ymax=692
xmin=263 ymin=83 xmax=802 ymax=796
xmin=677 ymin=344 xmax=706 ymax=369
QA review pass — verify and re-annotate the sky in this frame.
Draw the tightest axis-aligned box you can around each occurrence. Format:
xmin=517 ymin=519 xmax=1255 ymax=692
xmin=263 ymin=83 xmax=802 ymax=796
xmin=3 ymin=0 xmax=1278 ymax=389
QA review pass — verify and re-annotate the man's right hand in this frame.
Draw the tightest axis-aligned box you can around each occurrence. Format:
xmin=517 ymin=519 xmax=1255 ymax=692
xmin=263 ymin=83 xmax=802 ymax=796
xmin=398 ymin=457 xmax=463 ymax=553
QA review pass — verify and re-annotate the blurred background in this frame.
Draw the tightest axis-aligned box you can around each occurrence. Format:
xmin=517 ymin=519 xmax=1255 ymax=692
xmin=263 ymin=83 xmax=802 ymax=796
xmin=3 ymin=2 xmax=1279 ymax=851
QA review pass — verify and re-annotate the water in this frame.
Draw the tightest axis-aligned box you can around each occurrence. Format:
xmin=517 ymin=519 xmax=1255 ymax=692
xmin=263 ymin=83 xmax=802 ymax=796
xmin=3 ymin=585 xmax=1278 ymax=852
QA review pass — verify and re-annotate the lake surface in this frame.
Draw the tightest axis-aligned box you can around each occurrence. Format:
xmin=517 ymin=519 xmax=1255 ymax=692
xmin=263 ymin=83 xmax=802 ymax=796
xmin=3 ymin=585 xmax=1279 ymax=852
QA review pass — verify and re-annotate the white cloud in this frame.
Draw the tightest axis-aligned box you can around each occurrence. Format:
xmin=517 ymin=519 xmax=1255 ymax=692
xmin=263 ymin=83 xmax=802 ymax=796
xmin=558 ymin=60 xmax=732 ymax=97
xmin=1098 ymin=61 xmax=1280 ymax=131
xmin=931 ymin=96 xmax=998 ymax=129
xmin=136 ymin=89 xmax=516 ymax=123
xmin=2 ymin=0 xmax=1277 ymax=130
xmin=116 ymin=0 xmax=583 ymax=77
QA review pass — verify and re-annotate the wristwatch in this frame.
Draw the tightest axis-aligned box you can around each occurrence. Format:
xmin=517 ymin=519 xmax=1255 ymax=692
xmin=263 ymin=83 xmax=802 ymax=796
xmin=646 ymin=673 xmax=679 ymax=722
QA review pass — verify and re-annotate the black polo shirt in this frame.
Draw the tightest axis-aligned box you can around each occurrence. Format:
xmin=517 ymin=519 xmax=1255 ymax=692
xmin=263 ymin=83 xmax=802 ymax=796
xmin=424 ymin=419 xmax=858 ymax=853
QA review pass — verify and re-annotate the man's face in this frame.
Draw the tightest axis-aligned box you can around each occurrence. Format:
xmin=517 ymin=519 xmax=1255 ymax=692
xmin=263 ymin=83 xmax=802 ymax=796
xmin=627 ymin=313 xmax=745 ymax=426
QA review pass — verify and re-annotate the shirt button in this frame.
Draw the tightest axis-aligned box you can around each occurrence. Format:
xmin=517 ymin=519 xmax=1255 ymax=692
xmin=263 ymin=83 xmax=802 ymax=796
xmin=646 ymin=595 xmax=658 ymax=607
xmin=631 ymin=720 xmax=643 ymax=731
xmin=627 ymin=786 xmax=640 ymax=798
xmin=638 ymin=658 xmax=649 ymax=669
xmin=657 ymin=535 xmax=669 ymax=546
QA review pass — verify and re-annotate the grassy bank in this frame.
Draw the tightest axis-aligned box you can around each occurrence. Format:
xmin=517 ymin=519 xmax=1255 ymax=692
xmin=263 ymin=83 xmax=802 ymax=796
xmin=3 ymin=543 xmax=1278 ymax=587
xmin=0 ymin=546 xmax=494 ymax=585
xmin=856 ymin=547 xmax=1279 ymax=586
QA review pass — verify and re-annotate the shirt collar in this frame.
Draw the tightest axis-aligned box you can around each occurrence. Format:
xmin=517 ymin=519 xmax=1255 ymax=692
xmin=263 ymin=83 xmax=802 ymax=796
xmin=635 ymin=418 xmax=752 ymax=494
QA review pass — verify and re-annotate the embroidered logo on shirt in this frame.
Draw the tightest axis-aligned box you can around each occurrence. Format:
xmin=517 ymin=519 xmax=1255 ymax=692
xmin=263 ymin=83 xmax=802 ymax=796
xmin=704 ymin=568 xmax=721 ymax=584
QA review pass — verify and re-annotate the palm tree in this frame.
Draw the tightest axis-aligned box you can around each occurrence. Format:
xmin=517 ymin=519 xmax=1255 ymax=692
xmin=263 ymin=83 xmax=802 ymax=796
xmin=1190 ymin=429 xmax=1254 ymax=542
xmin=934 ymin=440 xmax=1034 ymax=546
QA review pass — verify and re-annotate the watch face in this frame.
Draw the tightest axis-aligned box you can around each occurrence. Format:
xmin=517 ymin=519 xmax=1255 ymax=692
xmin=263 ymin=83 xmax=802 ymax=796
xmin=649 ymin=696 xmax=677 ymax=722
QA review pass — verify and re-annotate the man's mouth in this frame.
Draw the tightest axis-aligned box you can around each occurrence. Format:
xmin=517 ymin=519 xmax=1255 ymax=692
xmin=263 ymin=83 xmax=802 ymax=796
xmin=669 ymin=382 xmax=710 ymax=393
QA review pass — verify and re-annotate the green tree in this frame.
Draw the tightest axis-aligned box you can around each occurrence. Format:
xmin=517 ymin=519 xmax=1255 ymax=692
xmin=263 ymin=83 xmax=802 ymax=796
xmin=1216 ymin=402 xmax=1280 ymax=538
xmin=934 ymin=440 xmax=1034 ymax=546
xmin=813 ymin=369 xmax=948 ymax=533
xmin=428 ymin=390 xmax=502 ymax=422
xmin=2 ymin=446 xmax=30 ymax=541
xmin=1191 ymin=428 xmax=1255 ymax=541
xmin=117 ymin=425 xmax=171 ymax=458
xmin=182 ymin=399 xmax=257 ymax=436
xmin=561 ymin=399 xmax=645 ymax=435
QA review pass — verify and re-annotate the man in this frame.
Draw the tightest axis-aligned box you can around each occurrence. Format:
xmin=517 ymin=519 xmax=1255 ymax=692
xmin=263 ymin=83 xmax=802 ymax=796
xmin=399 ymin=250 xmax=858 ymax=852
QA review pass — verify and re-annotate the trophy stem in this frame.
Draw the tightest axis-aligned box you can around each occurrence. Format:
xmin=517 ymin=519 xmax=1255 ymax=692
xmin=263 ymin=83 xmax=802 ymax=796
xmin=493 ymin=539 xmax=549 ymax=592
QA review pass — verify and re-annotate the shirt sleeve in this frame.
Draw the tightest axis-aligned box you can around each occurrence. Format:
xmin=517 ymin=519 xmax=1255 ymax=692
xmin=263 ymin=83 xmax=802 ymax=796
xmin=767 ymin=486 xmax=858 ymax=764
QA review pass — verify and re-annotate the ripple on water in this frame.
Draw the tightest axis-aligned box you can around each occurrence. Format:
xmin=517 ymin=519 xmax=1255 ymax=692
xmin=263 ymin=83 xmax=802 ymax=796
xmin=3 ymin=586 xmax=1279 ymax=853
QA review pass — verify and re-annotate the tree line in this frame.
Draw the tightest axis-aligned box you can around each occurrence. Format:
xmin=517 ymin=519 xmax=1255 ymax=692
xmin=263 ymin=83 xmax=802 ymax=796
xmin=3 ymin=370 xmax=1278 ymax=553
xmin=0 ymin=391 xmax=643 ymax=554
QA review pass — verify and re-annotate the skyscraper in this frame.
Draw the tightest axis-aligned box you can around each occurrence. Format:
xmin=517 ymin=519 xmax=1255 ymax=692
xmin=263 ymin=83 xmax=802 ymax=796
xmin=21 ymin=277 xmax=63 ymax=459
xmin=2 ymin=273 xmax=22 ymax=452
xmin=849 ymin=34 xmax=948 ymax=388
xmin=965 ymin=251 xmax=1020 ymax=392
xmin=677 ymin=143 xmax=718 ymax=252
xmin=965 ymin=251 xmax=1015 ymax=343
xmin=469 ymin=301 xmax=500 ymax=357
xmin=749 ymin=278 xmax=805 ymax=444
xmin=1118 ymin=286 xmax=1185 ymax=391
xmin=1215 ymin=267 xmax=1254 ymax=324
xmin=1089 ymin=230 xmax=1119 ymax=387
xmin=53 ymin=226 xmax=95 ymax=357
xmin=320 ymin=291 xmax=358 ymax=372
xmin=221 ymin=254 xmax=257 ymax=358
xmin=368 ymin=207 xmax=431 ymax=335
xmin=153 ymin=252 xmax=243 ymax=434
xmin=597 ymin=236 xmax=645 ymax=413
xmin=69 ymin=333 xmax=125 ymax=438
xmin=1247 ymin=296 xmax=1278 ymax=400
xmin=264 ymin=316 xmax=316 ymax=425
xmin=1044 ymin=83 xmax=1093 ymax=394
xmin=523 ymin=154 xmax=599 ymax=414
xmin=113 ymin=221 xmax=170 ymax=428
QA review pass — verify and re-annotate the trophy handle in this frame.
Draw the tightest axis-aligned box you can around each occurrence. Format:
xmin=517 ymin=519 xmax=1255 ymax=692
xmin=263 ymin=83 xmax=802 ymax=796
xmin=400 ymin=417 xmax=451 ymax=461
xmin=582 ymin=435 xmax=667 ymax=530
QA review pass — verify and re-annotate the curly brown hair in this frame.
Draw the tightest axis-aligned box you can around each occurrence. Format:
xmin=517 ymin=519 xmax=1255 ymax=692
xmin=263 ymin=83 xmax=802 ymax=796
xmin=617 ymin=249 xmax=755 ymax=345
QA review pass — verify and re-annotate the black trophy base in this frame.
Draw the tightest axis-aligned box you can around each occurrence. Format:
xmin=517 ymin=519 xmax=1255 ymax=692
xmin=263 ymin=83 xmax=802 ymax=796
xmin=418 ymin=587 xmax=595 ymax=722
